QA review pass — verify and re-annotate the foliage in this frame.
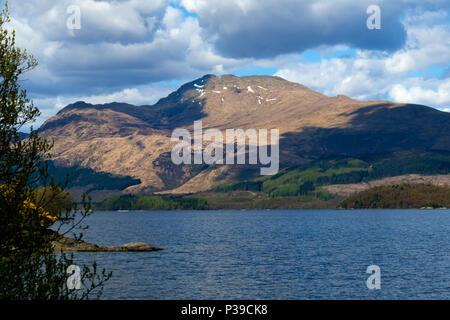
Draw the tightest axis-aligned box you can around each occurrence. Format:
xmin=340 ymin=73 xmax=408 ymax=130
xmin=32 ymin=186 xmax=74 ymax=217
xmin=95 ymin=194 xmax=209 ymax=211
xmin=215 ymin=152 xmax=450 ymax=199
xmin=215 ymin=181 xmax=263 ymax=192
xmin=0 ymin=3 xmax=110 ymax=300
xmin=43 ymin=161 xmax=141 ymax=192
xmin=339 ymin=183 xmax=450 ymax=209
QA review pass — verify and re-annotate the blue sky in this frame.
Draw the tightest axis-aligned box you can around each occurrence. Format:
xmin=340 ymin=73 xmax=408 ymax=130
xmin=3 ymin=0 xmax=450 ymax=126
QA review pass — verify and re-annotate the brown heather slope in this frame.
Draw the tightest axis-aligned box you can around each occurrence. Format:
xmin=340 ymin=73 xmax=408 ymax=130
xmin=39 ymin=74 xmax=450 ymax=196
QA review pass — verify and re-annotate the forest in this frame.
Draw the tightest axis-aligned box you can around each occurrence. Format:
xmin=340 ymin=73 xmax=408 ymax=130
xmin=339 ymin=184 xmax=450 ymax=209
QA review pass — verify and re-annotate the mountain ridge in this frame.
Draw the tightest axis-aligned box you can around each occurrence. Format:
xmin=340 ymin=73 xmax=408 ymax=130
xmin=38 ymin=74 xmax=450 ymax=196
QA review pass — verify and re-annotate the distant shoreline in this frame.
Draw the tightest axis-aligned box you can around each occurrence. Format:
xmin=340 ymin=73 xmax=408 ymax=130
xmin=93 ymin=207 xmax=450 ymax=212
xmin=93 ymin=183 xmax=450 ymax=211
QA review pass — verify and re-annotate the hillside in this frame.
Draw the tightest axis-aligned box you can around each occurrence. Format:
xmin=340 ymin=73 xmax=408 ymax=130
xmin=42 ymin=161 xmax=141 ymax=202
xmin=339 ymin=184 xmax=450 ymax=209
xmin=212 ymin=151 xmax=450 ymax=196
xmin=38 ymin=74 xmax=450 ymax=198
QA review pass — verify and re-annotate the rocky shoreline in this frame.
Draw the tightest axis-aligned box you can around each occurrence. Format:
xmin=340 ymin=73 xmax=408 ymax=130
xmin=52 ymin=236 xmax=162 ymax=252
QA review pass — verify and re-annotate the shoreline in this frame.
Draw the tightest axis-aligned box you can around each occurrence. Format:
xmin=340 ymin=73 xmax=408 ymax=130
xmin=93 ymin=207 xmax=450 ymax=212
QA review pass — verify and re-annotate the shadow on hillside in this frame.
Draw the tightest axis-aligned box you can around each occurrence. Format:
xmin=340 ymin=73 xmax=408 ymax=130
xmin=279 ymin=103 xmax=450 ymax=163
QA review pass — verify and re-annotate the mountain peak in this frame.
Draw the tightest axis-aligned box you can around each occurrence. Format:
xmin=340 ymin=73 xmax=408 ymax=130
xmin=39 ymin=73 xmax=450 ymax=195
xmin=57 ymin=101 xmax=92 ymax=114
xmin=200 ymin=73 xmax=309 ymax=90
xmin=57 ymin=101 xmax=140 ymax=115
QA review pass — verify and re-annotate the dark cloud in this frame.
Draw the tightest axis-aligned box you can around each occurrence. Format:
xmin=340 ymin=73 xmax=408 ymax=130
xmin=182 ymin=0 xmax=409 ymax=58
xmin=9 ymin=1 xmax=242 ymax=96
xmin=6 ymin=0 xmax=450 ymax=108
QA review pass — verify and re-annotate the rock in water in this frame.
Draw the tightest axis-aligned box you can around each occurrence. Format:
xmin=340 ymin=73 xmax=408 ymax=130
xmin=52 ymin=236 xmax=162 ymax=252
xmin=119 ymin=242 xmax=161 ymax=251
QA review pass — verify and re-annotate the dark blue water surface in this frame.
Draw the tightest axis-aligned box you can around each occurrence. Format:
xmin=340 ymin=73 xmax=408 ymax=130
xmin=73 ymin=210 xmax=450 ymax=299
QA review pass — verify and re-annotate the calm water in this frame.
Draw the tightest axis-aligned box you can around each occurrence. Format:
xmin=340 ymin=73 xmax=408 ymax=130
xmin=73 ymin=210 xmax=450 ymax=299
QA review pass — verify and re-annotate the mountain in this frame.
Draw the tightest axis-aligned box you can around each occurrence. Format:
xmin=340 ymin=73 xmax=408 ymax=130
xmin=39 ymin=74 xmax=450 ymax=198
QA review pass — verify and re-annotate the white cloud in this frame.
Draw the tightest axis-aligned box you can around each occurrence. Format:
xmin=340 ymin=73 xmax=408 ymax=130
xmin=79 ymin=86 xmax=176 ymax=106
xmin=389 ymin=79 xmax=450 ymax=107
xmin=7 ymin=1 xmax=244 ymax=96
xmin=30 ymin=84 xmax=177 ymax=128
xmin=11 ymin=0 xmax=164 ymax=43
xmin=4 ymin=0 xmax=450 ymax=127
xmin=275 ymin=10 xmax=450 ymax=108
xmin=384 ymin=24 xmax=450 ymax=74
xmin=275 ymin=50 xmax=392 ymax=100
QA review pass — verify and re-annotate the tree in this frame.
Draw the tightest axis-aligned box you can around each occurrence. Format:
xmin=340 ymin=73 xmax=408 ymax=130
xmin=0 ymin=2 xmax=111 ymax=299
xmin=32 ymin=186 xmax=74 ymax=217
